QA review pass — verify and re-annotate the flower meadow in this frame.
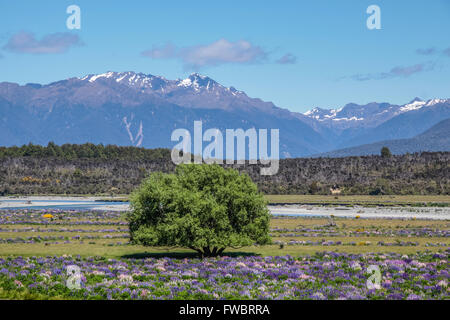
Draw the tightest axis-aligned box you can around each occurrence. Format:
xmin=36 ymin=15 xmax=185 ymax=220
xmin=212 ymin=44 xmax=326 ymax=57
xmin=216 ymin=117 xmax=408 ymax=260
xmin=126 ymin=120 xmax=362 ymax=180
xmin=0 ymin=209 xmax=449 ymax=300
xmin=0 ymin=252 xmax=448 ymax=300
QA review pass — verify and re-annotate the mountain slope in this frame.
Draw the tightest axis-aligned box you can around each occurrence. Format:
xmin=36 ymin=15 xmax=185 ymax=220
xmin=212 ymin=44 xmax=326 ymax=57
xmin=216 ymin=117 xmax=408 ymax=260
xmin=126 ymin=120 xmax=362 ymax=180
xmin=315 ymin=118 xmax=450 ymax=157
xmin=0 ymin=72 xmax=329 ymax=157
xmin=302 ymin=98 xmax=450 ymax=149
xmin=0 ymin=71 xmax=449 ymax=157
xmin=338 ymin=100 xmax=450 ymax=148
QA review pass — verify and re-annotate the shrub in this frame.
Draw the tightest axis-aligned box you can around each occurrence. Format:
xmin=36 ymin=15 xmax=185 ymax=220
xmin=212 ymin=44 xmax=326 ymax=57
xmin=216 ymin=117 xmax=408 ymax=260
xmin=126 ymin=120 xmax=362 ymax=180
xmin=381 ymin=147 xmax=392 ymax=158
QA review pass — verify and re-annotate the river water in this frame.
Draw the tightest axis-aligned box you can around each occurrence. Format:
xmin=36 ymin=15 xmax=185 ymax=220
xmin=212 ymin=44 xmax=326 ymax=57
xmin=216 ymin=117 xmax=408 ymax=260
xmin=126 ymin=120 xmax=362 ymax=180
xmin=0 ymin=197 xmax=449 ymax=220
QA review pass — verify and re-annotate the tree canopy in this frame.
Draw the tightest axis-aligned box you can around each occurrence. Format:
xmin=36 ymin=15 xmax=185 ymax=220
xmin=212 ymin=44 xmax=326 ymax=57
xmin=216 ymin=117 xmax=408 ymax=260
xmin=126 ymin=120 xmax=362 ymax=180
xmin=381 ymin=146 xmax=392 ymax=158
xmin=126 ymin=164 xmax=271 ymax=257
xmin=0 ymin=142 xmax=169 ymax=160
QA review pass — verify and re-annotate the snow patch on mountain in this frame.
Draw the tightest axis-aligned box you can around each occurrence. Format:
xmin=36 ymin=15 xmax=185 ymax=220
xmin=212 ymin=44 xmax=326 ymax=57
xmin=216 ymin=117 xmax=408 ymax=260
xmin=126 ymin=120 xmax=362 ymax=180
xmin=77 ymin=71 xmax=246 ymax=101
xmin=303 ymin=108 xmax=318 ymax=116
xmin=399 ymin=100 xmax=426 ymax=112
xmin=87 ymin=72 xmax=115 ymax=82
xmin=426 ymin=98 xmax=447 ymax=106
xmin=303 ymin=107 xmax=361 ymax=122
xmin=303 ymin=98 xmax=450 ymax=125
xmin=398 ymin=98 xmax=449 ymax=113
xmin=332 ymin=116 xmax=364 ymax=121
xmin=123 ymin=115 xmax=144 ymax=147
xmin=178 ymin=78 xmax=193 ymax=87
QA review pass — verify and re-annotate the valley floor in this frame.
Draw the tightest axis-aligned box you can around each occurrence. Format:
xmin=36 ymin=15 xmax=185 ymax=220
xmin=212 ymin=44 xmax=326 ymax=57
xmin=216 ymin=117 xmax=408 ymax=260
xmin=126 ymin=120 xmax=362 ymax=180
xmin=0 ymin=197 xmax=448 ymax=300
xmin=1 ymin=195 xmax=450 ymax=219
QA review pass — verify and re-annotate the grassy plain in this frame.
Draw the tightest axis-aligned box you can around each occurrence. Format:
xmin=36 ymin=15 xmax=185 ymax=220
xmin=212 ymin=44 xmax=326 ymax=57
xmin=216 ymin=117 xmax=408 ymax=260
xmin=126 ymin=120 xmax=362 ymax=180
xmin=0 ymin=216 xmax=447 ymax=259
xmin=265 ymin=194 xmax=450 ymax=206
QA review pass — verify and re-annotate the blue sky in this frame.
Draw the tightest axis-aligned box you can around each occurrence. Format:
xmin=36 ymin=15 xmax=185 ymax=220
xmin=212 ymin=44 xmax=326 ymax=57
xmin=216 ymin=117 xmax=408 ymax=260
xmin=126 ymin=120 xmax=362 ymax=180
xmin=0 ymin=0 xmax=449 ymax=112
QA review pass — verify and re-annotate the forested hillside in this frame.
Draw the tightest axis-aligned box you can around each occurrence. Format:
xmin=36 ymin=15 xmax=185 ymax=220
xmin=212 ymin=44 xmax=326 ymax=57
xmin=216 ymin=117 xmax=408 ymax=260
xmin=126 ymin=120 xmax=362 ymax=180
xmin=0 ymin=144 xmax=448 ymax=195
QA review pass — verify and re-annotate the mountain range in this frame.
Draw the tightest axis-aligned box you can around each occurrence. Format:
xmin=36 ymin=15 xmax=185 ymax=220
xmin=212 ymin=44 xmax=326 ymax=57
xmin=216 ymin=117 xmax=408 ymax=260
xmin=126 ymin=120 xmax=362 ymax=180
xmin=314 ymin=118 xmax=450 ymax=157
xmin=0 ymin=71 xmax=449 ymax=157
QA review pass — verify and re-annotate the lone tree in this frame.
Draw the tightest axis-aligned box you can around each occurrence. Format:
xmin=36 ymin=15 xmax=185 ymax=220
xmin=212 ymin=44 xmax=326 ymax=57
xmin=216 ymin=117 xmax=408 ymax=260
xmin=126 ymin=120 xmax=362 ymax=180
xmin=126 ymin=164 xmax=271 ymax=257
xmin=381 ymin=146 xmax=392 ymax=158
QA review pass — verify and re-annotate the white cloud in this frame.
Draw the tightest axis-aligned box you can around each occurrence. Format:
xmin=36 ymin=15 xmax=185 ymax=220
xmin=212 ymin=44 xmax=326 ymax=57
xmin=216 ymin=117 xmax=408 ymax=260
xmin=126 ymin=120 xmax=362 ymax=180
xmin=348 ymin=62 xmax=435 ymax=81
xmin=3 ymin=31 xmax=82 ymax=54
xmin=143 ymin=39 xmax=267 ymax=69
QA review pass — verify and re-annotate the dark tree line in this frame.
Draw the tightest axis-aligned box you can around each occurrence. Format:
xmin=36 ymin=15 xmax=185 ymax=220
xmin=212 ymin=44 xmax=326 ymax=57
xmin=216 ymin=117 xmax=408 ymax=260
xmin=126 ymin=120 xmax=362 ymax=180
xmin=0 ymin=142 xmax=170 ymax=160
xmin=0 ymin=143 xmax=448 ymax=195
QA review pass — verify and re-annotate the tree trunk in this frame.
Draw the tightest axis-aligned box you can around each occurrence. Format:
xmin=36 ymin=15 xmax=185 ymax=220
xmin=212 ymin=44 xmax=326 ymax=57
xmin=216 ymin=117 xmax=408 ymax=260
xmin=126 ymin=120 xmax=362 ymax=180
xmin=190 ymin=246 xmax=226 ymax=257
xmin=189 ymin=247 xmax=225 ymax=258
xmin=203 ymin=247 xmax=211 ymax=256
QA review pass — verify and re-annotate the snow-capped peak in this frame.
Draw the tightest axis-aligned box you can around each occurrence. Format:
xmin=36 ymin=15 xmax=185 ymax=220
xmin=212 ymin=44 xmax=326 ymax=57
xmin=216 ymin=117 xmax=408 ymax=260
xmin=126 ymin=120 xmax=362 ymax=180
xmin=400 ymin=99 xmax=426 ymax=112
xmin=79 ymin=71 xmax=151 ymax=82
xmin=303 ymin=97 xmax=449 ymax=123
xmin=189 ymin=72 xmax=208 ymax=80
xmin=77 ymin=71 xmax=249 ymax=98
xmin=178 ymin=77 xmax=193 ymax=87
xmin=80 ymin=71 xmax=116 ymax=82
xmin=303 ymin=107 xmax=344 ymax=121
xmin=303 ymin=107 xmax=319 ymax=116
xmin=409 ymin=97 xmax=423 ymax=103
xmin=425 ymin=98 xmax=447 ymax=106
xmin=78 ymin=71 xmax=172 ymax=90
xmin=399 ymin=98 xmax=448 ymax=113
xmin=177 ymin=73 xmax=221 ymax=92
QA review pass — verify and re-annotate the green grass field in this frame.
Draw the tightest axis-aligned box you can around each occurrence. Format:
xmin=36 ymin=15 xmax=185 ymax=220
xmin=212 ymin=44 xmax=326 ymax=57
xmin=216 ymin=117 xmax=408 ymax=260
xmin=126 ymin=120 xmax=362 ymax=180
xmin=265 ymin=194 xmax=450 ymax=207
xmin=0 ymin=209 xmax=448 ymax=300
xmin=1 ymin=215 xmax=447 ymax=259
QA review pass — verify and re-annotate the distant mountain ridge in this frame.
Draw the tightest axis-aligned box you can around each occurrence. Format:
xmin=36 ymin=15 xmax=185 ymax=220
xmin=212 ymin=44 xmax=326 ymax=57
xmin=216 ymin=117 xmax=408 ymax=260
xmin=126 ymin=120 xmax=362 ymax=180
xmin=0 ymin=71 xmax=449 ymax=157
xmin=314 ymin=118 xmax=450 ymax=157
xmin=302 ymin=97 xmax=447 ymax=128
